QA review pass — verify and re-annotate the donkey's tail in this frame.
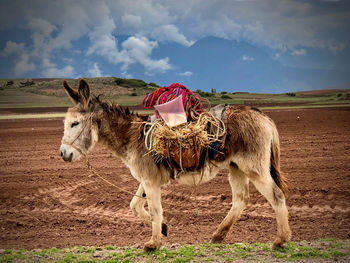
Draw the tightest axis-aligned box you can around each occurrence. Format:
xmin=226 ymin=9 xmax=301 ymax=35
xmin=270 ymin=129 xmax=288 ymax=194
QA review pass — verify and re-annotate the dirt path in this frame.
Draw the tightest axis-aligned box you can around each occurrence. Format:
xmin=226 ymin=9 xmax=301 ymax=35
xmin=0 ymin=107 xmax=349 ymax=249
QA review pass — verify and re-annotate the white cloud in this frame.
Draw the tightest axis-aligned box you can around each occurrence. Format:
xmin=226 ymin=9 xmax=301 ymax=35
xmin=121 ymin=14 xmax=142 ymax=29
xmin=1 ymin=41 xmax=26 ymax=56
xmin=273 ymin=53 xmax=281 ymax=60
xmin=291 ymin=49 xmax=307 ymax=56
xmin=179 ymin=71 xmax=193 ymax=77
xmin=121 ymin=36 xmax=171 ymax=73
xmin=329 ymin=42 xmax=347 ymax=55
xmin=88 ymin=63 xmax=104 ymax=77
xmin=1 ymin=41 xmax=35 ymax=75
xmin=41 ymin=58 xmax=75 ymax=78
xmin=85 ymin=6 xmax=171 ymax=74
xmin=243 ymin=21 xmax=264 ymax=40
xmin=242 ymin=55 xmax=254 ymax=61
xmin=42 ymin=65 xmax=75 ymax=78
xmin=121 ymin=71 xmax=133 ymax=78
xmin=28 ymin=18 xmax=57 ymax=37
xmin=151 ymin=24 xmax=193 ymax=46
xmin=14 ymin=53 xmax=36 ymax=75
xmin=277 ymin=1 xmax=312 ymax=17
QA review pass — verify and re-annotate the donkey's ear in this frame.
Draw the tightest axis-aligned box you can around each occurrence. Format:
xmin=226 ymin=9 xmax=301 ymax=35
xmin=78 ymin=79 xmax=90 ymax=106
xmin=63 ymin=80 xmax=79 ymax=104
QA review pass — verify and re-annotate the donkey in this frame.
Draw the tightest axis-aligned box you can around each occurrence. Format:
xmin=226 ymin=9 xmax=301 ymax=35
xmin=60 ymin=79 xmax=291 ymax=251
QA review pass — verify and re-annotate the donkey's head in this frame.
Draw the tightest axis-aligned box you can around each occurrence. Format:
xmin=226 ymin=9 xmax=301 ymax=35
xmin=60 ymin=79 xmax=99 ymax=162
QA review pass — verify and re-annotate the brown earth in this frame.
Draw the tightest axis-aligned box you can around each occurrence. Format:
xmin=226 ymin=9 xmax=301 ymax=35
xmin=0 ymin=105 xmax=144 ymax=115
xmin=0 ymin=103 xmax=339 ymax=115
xmin=0 ymin=107 xmax=69 ymax=115
xmin=0 ymin=107 xmax=350 ymax=250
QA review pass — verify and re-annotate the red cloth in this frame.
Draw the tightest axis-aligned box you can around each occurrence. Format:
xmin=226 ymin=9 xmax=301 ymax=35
xmin=142 ymin=83 xmax=203 ymax=119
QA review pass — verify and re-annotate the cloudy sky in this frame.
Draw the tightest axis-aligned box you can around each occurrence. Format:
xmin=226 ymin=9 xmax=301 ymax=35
xmin=0 ymin=0 xmax=349 ymax=83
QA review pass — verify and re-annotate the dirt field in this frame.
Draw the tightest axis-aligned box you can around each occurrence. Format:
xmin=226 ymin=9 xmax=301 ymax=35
xmin=0 ymin=107 xmax=349 ymax=250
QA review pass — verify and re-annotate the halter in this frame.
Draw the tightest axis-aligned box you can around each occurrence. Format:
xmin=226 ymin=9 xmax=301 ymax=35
xmin=62 ymin=113 xmax=93 ymax=156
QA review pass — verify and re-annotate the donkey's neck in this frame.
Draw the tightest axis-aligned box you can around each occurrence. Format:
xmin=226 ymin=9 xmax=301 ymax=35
xmin=96 ymin=106 xmax=145 ymax=158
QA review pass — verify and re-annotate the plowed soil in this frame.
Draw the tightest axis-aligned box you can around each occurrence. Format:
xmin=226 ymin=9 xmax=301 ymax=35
xmin=0 ymin=107 xmax=350 ymax=249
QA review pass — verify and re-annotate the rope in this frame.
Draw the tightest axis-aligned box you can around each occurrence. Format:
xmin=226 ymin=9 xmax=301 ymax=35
xmin=86 ymin=158 xmax=147 ymax=200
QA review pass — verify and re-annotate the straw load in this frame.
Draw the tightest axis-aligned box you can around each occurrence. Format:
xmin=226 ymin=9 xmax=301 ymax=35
xmin=144 ymin=112 xmax=226 ymax=171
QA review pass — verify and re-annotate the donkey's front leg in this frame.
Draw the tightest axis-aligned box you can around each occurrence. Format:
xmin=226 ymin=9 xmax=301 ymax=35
xmin=130 ymin=183 xmax=168 ymax=237
xmin=130 ymin=184 xmax=151 ymax=224
xmin=143 ymin=182 xmax=163 ymax=251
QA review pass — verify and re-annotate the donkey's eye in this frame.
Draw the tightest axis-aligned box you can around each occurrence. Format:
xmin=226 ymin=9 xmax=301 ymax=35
xmin=71 ymin=121 xmax=79 ymax=128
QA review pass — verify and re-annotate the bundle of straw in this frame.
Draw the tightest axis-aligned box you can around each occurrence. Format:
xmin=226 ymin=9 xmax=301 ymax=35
xmin=144 ymin=112 xmax=226 ymax=171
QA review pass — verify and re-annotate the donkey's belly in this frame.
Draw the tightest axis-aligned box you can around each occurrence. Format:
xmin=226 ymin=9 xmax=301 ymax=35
xmin=176 ymin=165 xmax=220 ymax=186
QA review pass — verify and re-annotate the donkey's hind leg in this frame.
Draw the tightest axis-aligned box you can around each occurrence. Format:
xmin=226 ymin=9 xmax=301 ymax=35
xmin=130 ymin=183 xmax=168 ymax=237
xmin=249 ymin=171 xmax=291 ymax=248
xmin=211 ymin=163 xmax=249 ymax=243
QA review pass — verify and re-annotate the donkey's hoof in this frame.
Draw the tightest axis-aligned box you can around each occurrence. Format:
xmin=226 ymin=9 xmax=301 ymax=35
xmin=210 ymin=236 xmax=223 ymax=244
xmin=273 ymin=232 xmax=291 ymax=249
xmin=273 ymin=242 xmax=284 ymax=249
xmin=144 ymin=240 xmax=161 ymax=252
xmin=273 ymin=238 xmax=288 ymax=249
xmin=161 ymin=223 xmax=168 ymax=237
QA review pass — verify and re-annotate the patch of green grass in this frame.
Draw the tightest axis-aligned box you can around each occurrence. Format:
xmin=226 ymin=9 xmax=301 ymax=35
xmin=56 ymin=252 xmax=78 ymax=263
xmin=1 ymin=240 xmax=349 ymax=262
xmin=108 ymin=248 xmax=145 ymax=263
xmin=231 ymin=243 xmax=252 ymax=258
xmin=329 ymin=241 xmax=345 ymax=248
xmin=30 ymin=247 xmax=62 ymax=257
xmin=0 ymin=249 xmax=26 ymax=262
xmin=318 ymin=237 xmax=339 ymax=242
xmin=201 ymin=256 xmax=216 ymax=261
xmin=76 ymin=247 xmax=96 ymax=253
xmin=104 ymin=245 xmax=116 ymax=250
xmin=265 ymin=241 xmax=348 ymax=261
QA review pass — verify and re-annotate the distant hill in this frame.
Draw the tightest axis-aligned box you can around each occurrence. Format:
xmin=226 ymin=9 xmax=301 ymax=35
xmin=295 ymin=89 xmax=350 ymax=95
xmin=0 ymin=77 xmax=160 ymax=109
xmin=1 ymin=77 xmax=349 ymax=111
xmin=0 ymin=77 xmax=159 ymax=98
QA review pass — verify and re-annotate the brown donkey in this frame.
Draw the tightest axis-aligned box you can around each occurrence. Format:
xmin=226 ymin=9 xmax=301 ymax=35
xmin=60 ymin=79 xmax=291 ymax=251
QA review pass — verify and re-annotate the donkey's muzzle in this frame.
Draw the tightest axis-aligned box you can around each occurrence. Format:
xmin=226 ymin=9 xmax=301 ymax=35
xmin=60 ymin=147 xmax=73 ymax=162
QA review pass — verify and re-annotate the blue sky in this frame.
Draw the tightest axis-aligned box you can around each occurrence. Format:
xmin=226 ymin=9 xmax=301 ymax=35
xmin=0 ymin=0 xmax=349 ymax=91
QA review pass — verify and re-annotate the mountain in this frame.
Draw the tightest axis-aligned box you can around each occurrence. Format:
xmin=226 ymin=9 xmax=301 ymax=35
xmin=148 ymin=36 xmax=350 ymax=93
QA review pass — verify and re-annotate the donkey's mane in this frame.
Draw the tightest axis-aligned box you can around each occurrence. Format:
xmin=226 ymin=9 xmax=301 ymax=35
xmin=93 ymin=95 xmax=146 ymax=120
